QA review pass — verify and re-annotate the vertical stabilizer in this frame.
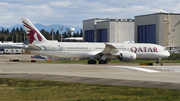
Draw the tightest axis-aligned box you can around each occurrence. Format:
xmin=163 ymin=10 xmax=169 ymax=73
xmin=21 ymin=18 xmax=48 ymax=44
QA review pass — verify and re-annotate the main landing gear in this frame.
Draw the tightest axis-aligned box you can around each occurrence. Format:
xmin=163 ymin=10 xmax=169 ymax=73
xmin=88 ymin=59 xmax=97 ymax=64
xmin=88 ymin=59 xmax=108 ymax=64
xmin=98 ymin=60 xmax=108 ymax=64
xmin=156 ymin=60 xmax=159 ymax=64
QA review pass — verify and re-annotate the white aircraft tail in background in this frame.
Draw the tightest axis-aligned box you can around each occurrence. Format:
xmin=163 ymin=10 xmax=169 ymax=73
xmin=21 ymin=18 xmax=170 ymax=64
xmin=130 ymin=30 xmax=134 ymax=43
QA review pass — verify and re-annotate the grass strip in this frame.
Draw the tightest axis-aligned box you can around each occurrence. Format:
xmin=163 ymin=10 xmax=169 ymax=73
xmin=0 ymin=78 xmax=180 ymax=101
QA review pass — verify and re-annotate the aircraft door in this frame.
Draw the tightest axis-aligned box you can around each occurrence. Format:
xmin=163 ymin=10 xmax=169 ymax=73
xmin=53 ymin=45 xmax=60 ymax=51
xmin=52 ymin=45 xmax=59 ymax=56
xmin=53 ymin=45 xmax=56 ymax=51
xmin=88 ymin=45 xmax=94 ymax=51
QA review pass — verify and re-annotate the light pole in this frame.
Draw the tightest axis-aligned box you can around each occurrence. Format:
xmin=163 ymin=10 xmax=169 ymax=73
xmin=168 ymin=32 xmax=170 ymax=49
xmin=16 ymin=34 xmax=18 ymax=43
xmin=23 ymin=30 xmax=25 ymax=42
xmin=172 ymin=28 xmax=175 ymax=52
xmin=24 ymin=32 xmax=25 ymax=42
xmin=50 ymin=27 xmax=54 ymax=41
xmin=59 ymin=27 xmax=63 ymax=42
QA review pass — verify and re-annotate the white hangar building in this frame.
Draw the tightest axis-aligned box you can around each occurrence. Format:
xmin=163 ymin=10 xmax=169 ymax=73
xmin=135 ymin=13 xmax=180 ymax=52
xmin=83 ymin=18 xmax=134 ymax=43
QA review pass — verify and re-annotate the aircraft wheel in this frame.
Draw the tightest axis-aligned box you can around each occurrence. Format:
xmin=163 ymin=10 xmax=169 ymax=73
xmin=99 ymin=60 xmax=104 ymax=64
xmin=88 ymin=60 xmax=92 ymax=64
xmin=104 ymin=60 xmax=108 ymax=64
xmin=156 ymin=61 xmax=159 ymax=64
xmin=93 ymin=60 xmax=97 ymax=64
xmin=99 ymin=60 xmax=108 ymax=64
xmin=88 ymin=59 xmax=96 ymax=64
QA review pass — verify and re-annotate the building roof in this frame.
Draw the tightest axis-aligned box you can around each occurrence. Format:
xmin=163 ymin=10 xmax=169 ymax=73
xmin=83 ymin=18 xmax=134 ymax=22
xmin=63 ymin=37 xmax=83 ymax=40
xmin=135 ymin=12 xmax=180 ymax=17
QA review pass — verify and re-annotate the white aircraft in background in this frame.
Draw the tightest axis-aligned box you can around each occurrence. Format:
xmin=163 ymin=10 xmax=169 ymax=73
xmin=0 ymin=42 xmax=27 ymax=50
xmin=21 ymin=18 xmax=170 ymax=64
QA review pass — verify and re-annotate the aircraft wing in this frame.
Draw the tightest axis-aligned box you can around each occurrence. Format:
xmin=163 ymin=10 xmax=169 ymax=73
xmin=85 ymin=43 xmax=120 ymax=58
xmin=100 ymin=43 xmax=119 ymax=55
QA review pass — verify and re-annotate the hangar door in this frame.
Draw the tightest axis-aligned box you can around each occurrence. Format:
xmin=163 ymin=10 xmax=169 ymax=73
xmin=85 ymin=30 xmax=94 ymax=42
xmin=138 ymin=25 xmax=156 ymax=44
xmin=97 ymin=29 xmax=107 ymax=42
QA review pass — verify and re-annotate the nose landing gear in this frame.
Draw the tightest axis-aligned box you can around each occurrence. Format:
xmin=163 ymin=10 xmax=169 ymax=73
xmin=156 ymin=58 xmax=161 ymax=64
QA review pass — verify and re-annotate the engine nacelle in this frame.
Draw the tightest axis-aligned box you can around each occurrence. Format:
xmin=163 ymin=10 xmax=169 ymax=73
xmin=117 ymin=52 xmax=136 ymax=62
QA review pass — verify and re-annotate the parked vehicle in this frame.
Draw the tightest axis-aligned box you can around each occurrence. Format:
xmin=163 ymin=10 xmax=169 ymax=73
xmin=3 ymin=48 xmax=25 ymax=54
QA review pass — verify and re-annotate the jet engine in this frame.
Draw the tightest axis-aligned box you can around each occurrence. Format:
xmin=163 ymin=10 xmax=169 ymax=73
xmin=116 ymin=52 xmax=136 ymax=62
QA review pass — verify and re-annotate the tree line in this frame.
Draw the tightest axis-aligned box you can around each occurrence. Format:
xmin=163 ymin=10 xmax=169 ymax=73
xmin=0 ymin=27 xmax=83 ymax=43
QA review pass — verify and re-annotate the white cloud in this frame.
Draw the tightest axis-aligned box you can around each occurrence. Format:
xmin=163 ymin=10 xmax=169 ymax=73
xmin=49 ymin=1 xmax=71 ymax=7
xmin=0 ymin=2 xmax=8 ymax=5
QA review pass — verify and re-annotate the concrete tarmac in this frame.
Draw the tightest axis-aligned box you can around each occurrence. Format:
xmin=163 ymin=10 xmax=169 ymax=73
xmin=0 ymin=62 xmax=180 ymax=90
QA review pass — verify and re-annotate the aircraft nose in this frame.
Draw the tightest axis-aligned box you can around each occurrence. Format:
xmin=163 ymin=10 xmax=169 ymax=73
xmin=165 ymin=51 xmax=170 ymax=57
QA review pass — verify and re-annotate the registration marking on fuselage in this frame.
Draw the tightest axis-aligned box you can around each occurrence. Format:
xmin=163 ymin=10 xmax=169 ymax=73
xmin=109 ymin=66 xmax=160 ymax=73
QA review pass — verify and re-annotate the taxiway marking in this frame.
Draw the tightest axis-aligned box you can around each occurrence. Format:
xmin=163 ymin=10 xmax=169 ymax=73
xmin=109 ymin=66 xmax=160 ymax=73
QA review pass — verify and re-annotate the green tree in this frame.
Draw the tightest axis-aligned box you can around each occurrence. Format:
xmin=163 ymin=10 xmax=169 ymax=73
xmin=40 ymin=29 xmax=46 ymax=36
xmin=13 ymin=31 xmax=18 ymax=42
xmin=73 ymin=32 xmax=77 ymax=37
xmin=54 ymin=30 xmax=61 ymax=41
xmin=80 ymin=29 xmax=83 ymax=37
xmin=63 ymin=32 xmax=68 ymax=38
xmin=0 ymin=33 xmax=6 ymax=42
xmin=45 ymin=31 xmax=51 ymax=40
xmin=16 ymin=28 xmax=19 ymax=33
xmin=1 ymin=28 xmax=5 ymax=34
xmin=11 ymin=28 xmax=15 ymax=33
xmin=77 ymin=31 xmax=80 ymax=37
xmin=19 ymin=27 xmax=25 ymax=42
xmin=5 ymin=29 xmax=9 ymax=35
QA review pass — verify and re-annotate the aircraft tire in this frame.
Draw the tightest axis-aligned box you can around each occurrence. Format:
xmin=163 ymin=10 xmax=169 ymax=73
xmin=88 ymin=59 xmax=96 ymax=64
xmin=156 ymin=59 xmax=159 ymax=64
xmin=99 ymin=60 xmax=108 ymax=64
xmin=93 ymin=60 xmax=97 ymax=64
xmin=104 ymin=60 xmax=108 ymax=64
xmin=156 ymin=61 xmax=159 ymax=64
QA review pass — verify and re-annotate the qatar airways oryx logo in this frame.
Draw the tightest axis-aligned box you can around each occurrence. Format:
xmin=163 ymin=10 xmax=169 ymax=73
xmin=22 ymin=21 xmax=42 ymax=44
xmin=131 ymin=47 xmax=158 ymax=53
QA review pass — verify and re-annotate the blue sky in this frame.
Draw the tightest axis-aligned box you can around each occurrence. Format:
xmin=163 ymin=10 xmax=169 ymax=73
xmin=0 ymin=0 xmax=180 ymax=28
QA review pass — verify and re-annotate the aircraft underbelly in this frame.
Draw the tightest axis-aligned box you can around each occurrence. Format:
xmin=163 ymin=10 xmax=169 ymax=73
xmin=33 ymin=51 xmax=89 ymax=58
xmin=136 ymin=52 xmax=167 ymax=59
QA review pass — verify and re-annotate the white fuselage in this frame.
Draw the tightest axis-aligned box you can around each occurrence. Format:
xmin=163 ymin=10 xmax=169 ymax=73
xmin=28 ymin=42 xmax=170 ymax=59
xmin=0 ymin=43 xmax=25 ymax=49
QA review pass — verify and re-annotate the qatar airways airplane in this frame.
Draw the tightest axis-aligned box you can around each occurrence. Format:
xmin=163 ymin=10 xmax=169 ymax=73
xmin=21 ymin=18 xmax=170 ymax=64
